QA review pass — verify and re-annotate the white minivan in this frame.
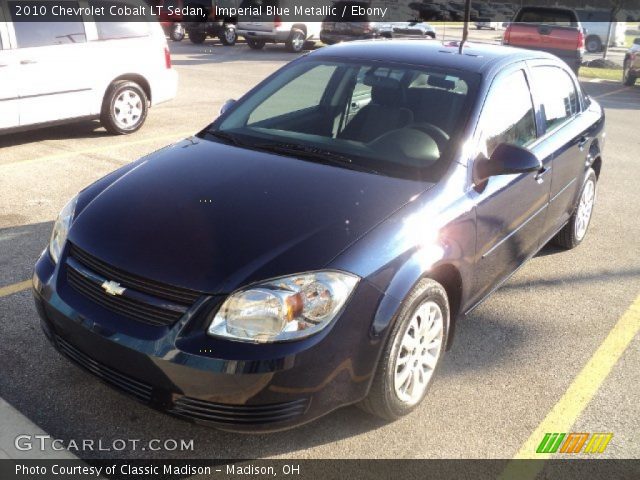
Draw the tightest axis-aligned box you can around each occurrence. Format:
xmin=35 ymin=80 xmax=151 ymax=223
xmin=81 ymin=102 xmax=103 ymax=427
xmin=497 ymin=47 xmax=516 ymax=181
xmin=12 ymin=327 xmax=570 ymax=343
xmin=0 ymin=1 xmax=178 ymax=135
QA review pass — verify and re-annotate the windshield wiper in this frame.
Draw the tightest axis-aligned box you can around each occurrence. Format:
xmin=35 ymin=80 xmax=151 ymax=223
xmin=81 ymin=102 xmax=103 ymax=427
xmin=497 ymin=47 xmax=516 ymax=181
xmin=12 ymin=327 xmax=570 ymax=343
xmin=206 ymin=129 xmax=243 ymax=146
xmin=255 ymin=142 xmax=380 ymax=174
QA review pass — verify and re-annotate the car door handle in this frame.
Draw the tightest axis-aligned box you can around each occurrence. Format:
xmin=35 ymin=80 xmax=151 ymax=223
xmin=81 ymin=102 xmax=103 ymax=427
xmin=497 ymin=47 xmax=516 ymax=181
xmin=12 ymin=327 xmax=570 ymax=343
xmin=0 ymin=64 xmax=8 ymax=68
xmin=535 ymin=166 xmax=551 ymax=184
xmin=578 ymin=136 xmax=590 ymax=151
xmin=20 ymin=59 xmax=37 ymax=65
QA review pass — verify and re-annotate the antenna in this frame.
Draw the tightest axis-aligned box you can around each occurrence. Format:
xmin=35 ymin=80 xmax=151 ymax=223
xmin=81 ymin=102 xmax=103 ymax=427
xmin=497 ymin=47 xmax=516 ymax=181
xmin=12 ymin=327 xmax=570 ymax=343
xmin=459 ymin=0 xmax=471 ymax=54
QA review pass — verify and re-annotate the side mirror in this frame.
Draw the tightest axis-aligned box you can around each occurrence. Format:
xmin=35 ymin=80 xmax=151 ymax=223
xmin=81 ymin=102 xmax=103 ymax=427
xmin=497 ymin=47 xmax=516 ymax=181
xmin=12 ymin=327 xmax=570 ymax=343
xmin=474 ymin=143 xmax=541 ymax=184
xmin=220 ymin=99 xmax=236 ymax=115
xmin=634 ymin=37 xmax=640 ymax=45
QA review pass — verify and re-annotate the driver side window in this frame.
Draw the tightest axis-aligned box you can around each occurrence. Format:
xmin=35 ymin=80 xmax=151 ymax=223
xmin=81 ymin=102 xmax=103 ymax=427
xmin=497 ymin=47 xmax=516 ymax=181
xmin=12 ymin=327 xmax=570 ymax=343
xmin=479 ymin=69 xmax=537 ymax=158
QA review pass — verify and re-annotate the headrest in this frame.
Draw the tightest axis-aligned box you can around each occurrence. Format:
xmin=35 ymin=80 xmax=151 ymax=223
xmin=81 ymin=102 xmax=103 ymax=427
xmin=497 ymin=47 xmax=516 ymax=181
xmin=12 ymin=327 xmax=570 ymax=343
xmin=363 ymin=73 xmax=401 ymax=90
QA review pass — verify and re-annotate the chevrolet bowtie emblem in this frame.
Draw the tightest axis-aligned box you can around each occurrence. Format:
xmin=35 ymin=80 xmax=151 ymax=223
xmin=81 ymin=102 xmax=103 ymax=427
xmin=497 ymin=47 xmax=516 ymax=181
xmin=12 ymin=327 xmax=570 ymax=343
xmin=101 ymin=280 xmax=126 ymax=296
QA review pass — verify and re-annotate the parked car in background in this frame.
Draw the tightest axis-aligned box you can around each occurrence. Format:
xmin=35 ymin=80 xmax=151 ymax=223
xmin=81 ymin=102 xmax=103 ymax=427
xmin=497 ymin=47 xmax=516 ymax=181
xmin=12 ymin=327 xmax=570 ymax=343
xmin=34 ymin=40 xmax=604 ymax=431
xmin=0 ymin=13 xmax=177 ymax=135
xmin=575 ymin=9 xmax=626 ymax=53
xmin=379 ymin=21 xmax=436 ymax=39
xmin=182 ymin=0 xmax=239 ymax=46
xmin=503 ymin=6 xmax=584 ymax=73
xmin=475 ymin=21 xmax=503 ymax=30
xmin=156 ymin=0 xmax=186 ymax=41
xmin=623 ymin=37 xmax=640 ymax=85
xmin=237 ymin=0 xmax=319 ymax=52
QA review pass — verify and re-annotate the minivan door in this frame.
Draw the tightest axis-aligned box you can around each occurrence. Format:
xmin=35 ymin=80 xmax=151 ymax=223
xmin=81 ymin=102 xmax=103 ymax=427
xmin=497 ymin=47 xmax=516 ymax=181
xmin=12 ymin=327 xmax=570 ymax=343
xmin=6 ymin=0 xmax=93 ymax=126
xmin=0 ymin=13 xmax=19 ymax=129
xmin=469 ymin=68 xmax=551 ymax=305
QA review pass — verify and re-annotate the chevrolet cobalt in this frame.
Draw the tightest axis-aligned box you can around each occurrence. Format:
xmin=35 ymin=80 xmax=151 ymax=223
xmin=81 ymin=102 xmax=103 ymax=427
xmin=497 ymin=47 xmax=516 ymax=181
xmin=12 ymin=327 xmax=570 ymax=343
xmin=33 ymin=41 xmax=605 ymax=431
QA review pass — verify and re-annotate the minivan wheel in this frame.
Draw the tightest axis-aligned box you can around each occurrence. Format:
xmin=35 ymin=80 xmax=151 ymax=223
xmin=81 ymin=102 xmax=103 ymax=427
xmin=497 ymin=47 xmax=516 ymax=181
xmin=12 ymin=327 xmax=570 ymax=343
xmin=553 ymin=168 xmax=597 ymax=249
xmin=623 ymin=60 xmax=637 ymax=86
xmin=286 ymin=29 xmax=306 ymax=53
xmin=359 ymin=278 xmax=448 ymax=421
xmin=585 ymin=35 xmax=602 ymax=53
xmin=247 ymin=39 xmax=266 ymax=50
xmin=219 ymin=25 xmax=237 ymax=46
xmin=101 ymin=81 xmax=148 ymax=135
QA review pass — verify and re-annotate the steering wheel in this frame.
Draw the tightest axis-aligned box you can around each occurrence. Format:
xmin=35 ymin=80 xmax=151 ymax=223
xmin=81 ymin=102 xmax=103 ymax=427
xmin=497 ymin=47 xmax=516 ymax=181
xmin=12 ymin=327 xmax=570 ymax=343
xmin=410 ymin=123 xmax=450 ymax=153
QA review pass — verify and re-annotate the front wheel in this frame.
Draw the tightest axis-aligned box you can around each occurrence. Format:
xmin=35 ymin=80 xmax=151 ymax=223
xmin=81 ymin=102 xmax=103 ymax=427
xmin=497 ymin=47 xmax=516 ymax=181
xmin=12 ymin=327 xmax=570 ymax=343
xmin=553 ymin=169 xmax=597 ymax=249
xmin=100 ymin=80 xmax=148 ymax=135
xmin=219 ymin=25 xmax=237 ymax=46
xmin=286 ymin=29 xmax=306 ymax=53
xmin=359 ymin=278 xmax=448 ymax=420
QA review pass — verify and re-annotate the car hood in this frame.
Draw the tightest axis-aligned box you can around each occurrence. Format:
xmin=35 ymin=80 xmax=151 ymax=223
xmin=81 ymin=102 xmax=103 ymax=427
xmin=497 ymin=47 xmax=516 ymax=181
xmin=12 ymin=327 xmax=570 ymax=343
xmin=69 ymin=137 xmax=430 ymax=294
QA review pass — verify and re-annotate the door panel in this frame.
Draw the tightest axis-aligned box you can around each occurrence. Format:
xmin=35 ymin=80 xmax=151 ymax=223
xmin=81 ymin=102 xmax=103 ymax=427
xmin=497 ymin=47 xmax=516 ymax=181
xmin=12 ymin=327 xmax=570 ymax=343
xmin=470 ymin=68 xmax=551 ymax=304
xmin=529 ymin=65 xmax=588 ymax=237
xmin=7 ymin=1 xmax=93 ymax=126
xmin=0 ymin=19 xmax=19 ymax=129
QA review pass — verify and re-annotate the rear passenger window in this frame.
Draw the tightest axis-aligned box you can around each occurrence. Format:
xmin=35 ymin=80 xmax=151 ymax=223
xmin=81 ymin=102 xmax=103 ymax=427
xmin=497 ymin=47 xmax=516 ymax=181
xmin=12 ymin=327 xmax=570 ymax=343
xmin=532 ymin=66 xmax=578 ymax=132
xmin=480 ymin=70 xmax=537 ymax=158
xmin=89 ymin=1 xmax=150 ymax=39
xmin=9 ymin=1 xmax=87 ymax=47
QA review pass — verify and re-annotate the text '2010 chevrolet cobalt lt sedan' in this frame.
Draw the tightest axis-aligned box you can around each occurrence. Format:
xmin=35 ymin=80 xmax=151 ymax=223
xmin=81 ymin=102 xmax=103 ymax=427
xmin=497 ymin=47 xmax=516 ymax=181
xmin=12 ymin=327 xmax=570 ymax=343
xmin=34 ymin=40 xmax=605 ymax=432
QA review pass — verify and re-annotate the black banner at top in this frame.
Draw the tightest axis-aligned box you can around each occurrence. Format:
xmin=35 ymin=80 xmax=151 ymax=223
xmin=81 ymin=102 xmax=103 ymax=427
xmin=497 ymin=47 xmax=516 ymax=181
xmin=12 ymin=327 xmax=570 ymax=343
xmin=5 ymin=0 xmax=640 ymax=23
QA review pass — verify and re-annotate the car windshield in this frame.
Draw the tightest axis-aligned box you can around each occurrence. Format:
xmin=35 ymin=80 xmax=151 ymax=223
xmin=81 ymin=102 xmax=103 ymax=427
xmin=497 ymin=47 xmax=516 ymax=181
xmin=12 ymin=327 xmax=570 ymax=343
xmin=207 ymin=58 xmax=480 ymax=180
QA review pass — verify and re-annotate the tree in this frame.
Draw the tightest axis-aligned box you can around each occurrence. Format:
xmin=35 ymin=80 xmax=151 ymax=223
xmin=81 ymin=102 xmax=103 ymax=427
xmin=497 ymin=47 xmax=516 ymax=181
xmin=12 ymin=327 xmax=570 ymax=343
xmin=603 ymin=0 xmax=625 ymax=60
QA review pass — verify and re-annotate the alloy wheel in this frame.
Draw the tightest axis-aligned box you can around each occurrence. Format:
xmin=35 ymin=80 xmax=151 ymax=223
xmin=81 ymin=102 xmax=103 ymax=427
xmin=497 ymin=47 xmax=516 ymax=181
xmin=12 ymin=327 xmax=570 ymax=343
xmin=393 ymin=300 xmax=444 ymax=405
xmin=575 ymin=178 xmax=595 ymax=241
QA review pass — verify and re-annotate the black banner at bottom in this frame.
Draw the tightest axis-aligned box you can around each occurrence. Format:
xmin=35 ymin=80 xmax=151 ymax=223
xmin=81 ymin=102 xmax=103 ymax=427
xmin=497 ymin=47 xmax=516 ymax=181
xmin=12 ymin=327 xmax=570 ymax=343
xmin=2 ymin=459 xmax=640 ymax=480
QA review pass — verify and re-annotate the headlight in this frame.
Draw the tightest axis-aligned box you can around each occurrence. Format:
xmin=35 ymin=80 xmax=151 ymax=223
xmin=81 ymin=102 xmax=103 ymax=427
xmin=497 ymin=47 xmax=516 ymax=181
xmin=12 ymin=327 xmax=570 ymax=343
xmin=208 ymin=271 xmax=359 ymax=343
xmin=49 ymin=195 xmax=78 ymax=264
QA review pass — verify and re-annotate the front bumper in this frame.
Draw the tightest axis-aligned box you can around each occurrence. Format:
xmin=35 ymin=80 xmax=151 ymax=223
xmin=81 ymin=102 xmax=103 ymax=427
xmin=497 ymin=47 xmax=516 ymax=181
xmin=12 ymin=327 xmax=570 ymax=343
xmin=33 ymin=249 xmax=385 ymax=432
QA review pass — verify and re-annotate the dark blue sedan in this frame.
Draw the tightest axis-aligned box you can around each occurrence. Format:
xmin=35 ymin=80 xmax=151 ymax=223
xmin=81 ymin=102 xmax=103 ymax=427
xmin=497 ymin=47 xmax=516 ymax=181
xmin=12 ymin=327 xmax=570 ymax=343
xmin=33 ymin=40 xmax=605 ymax=431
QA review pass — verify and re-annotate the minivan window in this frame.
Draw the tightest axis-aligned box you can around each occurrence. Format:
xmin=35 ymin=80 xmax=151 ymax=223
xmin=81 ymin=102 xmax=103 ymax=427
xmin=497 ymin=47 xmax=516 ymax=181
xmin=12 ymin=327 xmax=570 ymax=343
xmin=480 ymin=70 xmax=537 ymax=158
xmin=9 ymin=1 xmax=87 ymax=47
xmin=88 ymin=1 xmax=150 ymax=39
xmin=531 ymin=66 xmax=578 ymax=132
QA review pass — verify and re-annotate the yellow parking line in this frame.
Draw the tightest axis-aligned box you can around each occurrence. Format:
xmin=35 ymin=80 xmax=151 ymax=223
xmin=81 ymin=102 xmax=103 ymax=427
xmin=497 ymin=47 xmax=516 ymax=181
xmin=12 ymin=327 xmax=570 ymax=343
xmin=0 ymin=280 xmax=32 ymax=298
xmin=1 ymin=131 xmax=194 ymax=167
xmin=499 ymin=292 xmax=640 ymax=479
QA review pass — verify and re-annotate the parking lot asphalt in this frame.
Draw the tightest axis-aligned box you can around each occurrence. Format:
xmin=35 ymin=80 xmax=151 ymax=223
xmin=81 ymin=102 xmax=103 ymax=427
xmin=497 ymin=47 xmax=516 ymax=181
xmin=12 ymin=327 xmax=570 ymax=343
xmin=0 ymin=38 xmax=639 ymax=464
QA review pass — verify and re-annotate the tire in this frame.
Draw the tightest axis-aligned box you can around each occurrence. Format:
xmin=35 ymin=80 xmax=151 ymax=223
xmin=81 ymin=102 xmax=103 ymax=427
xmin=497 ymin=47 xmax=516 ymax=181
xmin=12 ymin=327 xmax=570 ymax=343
xmin=246 ymin=38 xmax=266 ymax=50
xmin=189 ymin=29 xmax=207 ymax=44
xmin=219 ymin=25 xmax=237 ymax=46
xmin=553 ymin=168 xmax=597 ymax=249
xmin=585 ymin=35 xmax=602 ymax=53
xmin=426 ymin=32 xmax=436 ymax=39
xmin=623 ymin=59 xmax=637 ymax=86
xmin=170 ymin=24 xmax=185 ymax=42
xmin=100 ymin=80 xmax=148 ymax=135
xmin=359 ymin=278 xmax=449 ymax=421
xmin=286 ymin=29 xmax=306 ymax=53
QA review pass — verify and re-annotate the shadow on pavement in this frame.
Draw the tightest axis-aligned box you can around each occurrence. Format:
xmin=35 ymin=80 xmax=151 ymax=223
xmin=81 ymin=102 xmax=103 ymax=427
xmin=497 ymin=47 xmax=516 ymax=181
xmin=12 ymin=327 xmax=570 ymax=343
xmin=0 ymin=121 xmax=109 ymax=149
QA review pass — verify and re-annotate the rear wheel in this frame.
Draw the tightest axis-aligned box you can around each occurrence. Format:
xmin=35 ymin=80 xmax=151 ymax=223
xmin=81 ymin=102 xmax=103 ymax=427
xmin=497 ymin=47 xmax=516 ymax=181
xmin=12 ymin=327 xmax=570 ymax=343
xmin=219 ymin=25 xmax=237 ymax=46
xmin=100 ymin=81 xmax=148 ymax=135
xmin=585 ymin=35 xmax=602 ymax=53
xmin=623 ymin=59 xmax=637 ymax=86
xmin=286 ymin=29 xmax=306 ymax=53
xmin=170 ymin=24 xmax=185 ymax=42
xmin=246 ymin=38 xmax=266 ymax=50
xmin=553 ymin=169 xmax=597 ymax=249
xmin=359 ymin=278 xmax=448 ymax=420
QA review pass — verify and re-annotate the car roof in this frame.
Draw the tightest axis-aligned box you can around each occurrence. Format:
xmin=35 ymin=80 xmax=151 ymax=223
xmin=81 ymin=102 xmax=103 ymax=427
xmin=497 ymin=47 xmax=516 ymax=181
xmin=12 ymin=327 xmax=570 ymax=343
xmin=308 ymin=40 xmax=559 ymax=75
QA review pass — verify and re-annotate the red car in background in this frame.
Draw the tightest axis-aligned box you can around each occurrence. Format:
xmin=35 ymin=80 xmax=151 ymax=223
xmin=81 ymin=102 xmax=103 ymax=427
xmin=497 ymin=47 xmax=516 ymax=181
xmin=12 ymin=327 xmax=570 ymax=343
xmin=155 ymin=0 xmax=187 ymax=41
